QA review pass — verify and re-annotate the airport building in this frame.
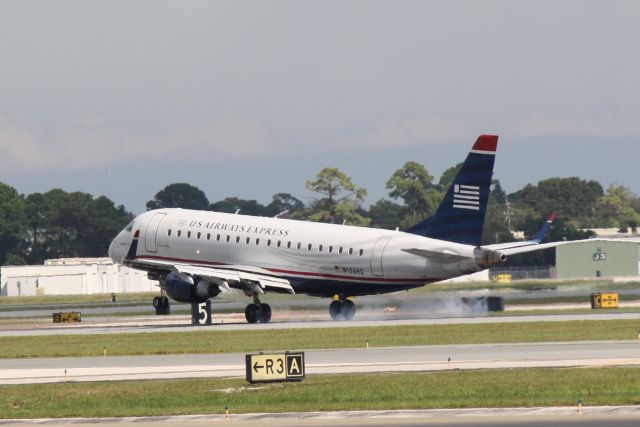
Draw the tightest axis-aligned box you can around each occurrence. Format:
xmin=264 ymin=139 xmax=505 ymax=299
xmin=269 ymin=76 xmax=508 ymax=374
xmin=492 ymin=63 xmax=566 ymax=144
xmin=555 ymin=240 xmax=640 ymax=279
xmin=0 ymin=258 xmax=157 ymax=297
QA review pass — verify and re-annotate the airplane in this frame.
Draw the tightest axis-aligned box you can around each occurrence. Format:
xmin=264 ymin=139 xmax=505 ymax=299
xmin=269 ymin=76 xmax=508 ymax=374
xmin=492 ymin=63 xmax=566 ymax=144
xmin=108 ymin=135 xmax=557 ymax=323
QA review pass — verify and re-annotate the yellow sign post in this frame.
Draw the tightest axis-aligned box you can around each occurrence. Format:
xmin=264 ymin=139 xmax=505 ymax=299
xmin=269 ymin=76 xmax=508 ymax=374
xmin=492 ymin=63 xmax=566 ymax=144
xmin=590 ymin=293 xmax=619 ymax=309
xmin=245 ymin=352 xmax=305 ymax=383
xmin=52 ymin=311 xmax=82 ymax=323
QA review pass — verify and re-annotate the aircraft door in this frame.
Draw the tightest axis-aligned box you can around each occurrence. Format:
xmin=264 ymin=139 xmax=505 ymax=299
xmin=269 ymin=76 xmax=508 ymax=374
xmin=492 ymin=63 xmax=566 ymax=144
xmin=370 ymin=236 xmax=391 ymax=277
xmin=145 ymin=213 xmax=166 ymax=253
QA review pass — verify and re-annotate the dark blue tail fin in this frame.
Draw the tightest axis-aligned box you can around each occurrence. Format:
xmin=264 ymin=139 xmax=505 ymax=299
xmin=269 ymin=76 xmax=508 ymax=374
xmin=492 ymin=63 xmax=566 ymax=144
xmin=406 ymin=135 xmax=498 ymax=246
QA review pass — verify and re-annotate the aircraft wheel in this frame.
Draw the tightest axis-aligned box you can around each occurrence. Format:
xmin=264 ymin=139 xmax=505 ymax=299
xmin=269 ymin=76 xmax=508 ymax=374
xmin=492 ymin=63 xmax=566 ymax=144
xmin=343 ymin=299 xmax=356 ymax=320
xmin=152 ymin=296 xmax=160 ymax=308
xmin=259 ymin=304 xmax=272 ymax=323
xmin=245 ymin=304 xmax=259 ymax=324
xmin=329 ymin=300 xmax=343 ymax=320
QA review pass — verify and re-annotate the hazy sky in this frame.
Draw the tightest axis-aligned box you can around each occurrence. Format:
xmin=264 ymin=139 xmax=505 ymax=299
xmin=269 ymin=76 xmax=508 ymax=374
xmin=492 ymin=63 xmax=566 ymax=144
xmin=1 ymin=1 xmax=639 ymax=214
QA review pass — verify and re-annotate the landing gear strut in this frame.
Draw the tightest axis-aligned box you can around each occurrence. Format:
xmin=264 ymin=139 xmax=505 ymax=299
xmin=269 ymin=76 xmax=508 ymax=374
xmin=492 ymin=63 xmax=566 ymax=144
xmin=152 ymin=276 xmax=170 ymax=315
xmin=245 ymin=294 xmax=272 ymax=324
xmin=329 ymin=297 xmax=356 ymax=321
xmin=153 ymin=295 xmax=170 ymax=315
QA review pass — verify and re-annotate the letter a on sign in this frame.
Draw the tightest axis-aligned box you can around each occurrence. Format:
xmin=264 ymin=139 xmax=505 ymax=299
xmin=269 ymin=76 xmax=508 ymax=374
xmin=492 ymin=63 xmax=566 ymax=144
xmin=286 ymin=354 xmax=305 ymax=378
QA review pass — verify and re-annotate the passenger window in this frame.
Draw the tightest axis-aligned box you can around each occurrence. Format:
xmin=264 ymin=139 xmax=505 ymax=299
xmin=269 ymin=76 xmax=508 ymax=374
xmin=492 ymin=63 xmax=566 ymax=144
xmin=339 ymin=247 xmax=343 ymax=254
xmin=197 ymin=232 xmax=201 ymax=239
xmin=187 ymin=231 xmax=191 ymax=238
xmin=328 ymin=245 xmax=333 ymax=253
xmin=168 ymin=229 xmax=172 ymax=237
xmin=216 ymin=234 xmax=221 ymax=241
xmin=359 ymin=249 xmax=364 ymax=256
xmin=287 ymin=242 xmax=292 ymax=249
xmin=267 ymin=239 xmax=272 ymax=246
xmin=226 ymin=235 xmax=230 ymax=242
xmin=349 ymin=248 xmax=353 ymax=255
xmin=177 ymin=230 xmax=182 ymax=237
xmin=236 ymin=236 xmax=240 ymax=243
xmin=319 ymin=244 xmax=323 ymax=252
xmin=256 ymin=238 xmax=260 ymax=245
xmin=277 ymin=241 xmax=281 ymax=248
xmin=307 ymin=243 xmax=312 ymax=251
xmin=246 ymin=237 xmax=250 ymax=244
xmin=297 ymin=242 xmax=301 ymax=249
xmin=207 ymin=233 xmax=211 ymax=240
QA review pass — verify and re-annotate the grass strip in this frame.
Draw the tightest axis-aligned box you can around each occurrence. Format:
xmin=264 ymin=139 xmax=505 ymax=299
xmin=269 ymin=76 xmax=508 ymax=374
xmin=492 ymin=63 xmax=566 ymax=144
xmin=1 ymin=367 xmax=639 ymax=419
xmin=1 ymin=319 xmax=638 ymax=359
xmin=0 ymin=293 xmax=156 ymax=307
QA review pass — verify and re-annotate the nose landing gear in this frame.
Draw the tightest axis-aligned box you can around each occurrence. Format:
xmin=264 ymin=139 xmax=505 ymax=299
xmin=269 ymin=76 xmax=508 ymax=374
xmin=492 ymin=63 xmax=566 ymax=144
xmin=329 ymin=296 xmax=356 ymax=320
xmin=152 ymin=295 xmax=170 ymax=315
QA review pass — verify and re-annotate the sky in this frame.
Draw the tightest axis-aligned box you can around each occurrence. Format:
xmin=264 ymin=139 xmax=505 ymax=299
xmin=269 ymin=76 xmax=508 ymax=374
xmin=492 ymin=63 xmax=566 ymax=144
xmin=1 ymin=0 xmax=639 ymax=214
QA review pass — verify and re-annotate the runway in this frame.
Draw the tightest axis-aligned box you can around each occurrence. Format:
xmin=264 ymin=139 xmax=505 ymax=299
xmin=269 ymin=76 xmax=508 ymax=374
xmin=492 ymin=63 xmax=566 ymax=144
xmin=2 ymin=407 xmax=640 ymax=427
xmin=4 ymin=312 xmax=640 ymax=337
xmin=1 ymin=340 xmax=638 ymax=384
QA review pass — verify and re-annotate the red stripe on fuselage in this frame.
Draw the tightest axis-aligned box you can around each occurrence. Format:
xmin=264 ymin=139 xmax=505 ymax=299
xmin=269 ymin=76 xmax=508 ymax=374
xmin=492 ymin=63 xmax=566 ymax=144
xmin=135 ymin=255 xmax=434 ymax=284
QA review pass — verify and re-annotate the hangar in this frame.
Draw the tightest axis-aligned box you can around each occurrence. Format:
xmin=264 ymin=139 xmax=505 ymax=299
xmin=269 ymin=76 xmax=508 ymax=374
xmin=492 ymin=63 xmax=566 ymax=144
xmin=556 ymin=240 xmax=640 ymax=279
xmin=0 ymin=258 xmax=157 ymax=297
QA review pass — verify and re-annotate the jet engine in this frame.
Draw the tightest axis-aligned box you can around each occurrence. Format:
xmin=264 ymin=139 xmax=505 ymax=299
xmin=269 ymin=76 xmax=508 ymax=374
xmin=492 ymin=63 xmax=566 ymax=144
xmin=473 ymin=247 xmax=507 ymax=268
xmin=164 ymin=272 xmax=220 ymax=303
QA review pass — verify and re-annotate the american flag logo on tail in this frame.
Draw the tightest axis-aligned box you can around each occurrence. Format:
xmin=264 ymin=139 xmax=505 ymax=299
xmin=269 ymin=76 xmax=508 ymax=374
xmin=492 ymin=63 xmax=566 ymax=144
xmin=453 ymin=184 xmax=480 ymax=211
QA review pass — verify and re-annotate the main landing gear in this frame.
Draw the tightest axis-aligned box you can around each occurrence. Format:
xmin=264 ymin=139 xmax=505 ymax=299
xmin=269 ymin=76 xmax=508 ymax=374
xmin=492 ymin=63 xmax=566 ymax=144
xmin=245 ymin=294 xmax=272 ymax=324
xmin=329 ymin=296 xmax=356 ymax=321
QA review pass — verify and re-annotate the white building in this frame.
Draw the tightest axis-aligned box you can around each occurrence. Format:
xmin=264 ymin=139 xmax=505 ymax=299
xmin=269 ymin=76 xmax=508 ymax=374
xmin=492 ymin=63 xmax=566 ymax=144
xmin=1 ymin=258 xmax=157 ymax=297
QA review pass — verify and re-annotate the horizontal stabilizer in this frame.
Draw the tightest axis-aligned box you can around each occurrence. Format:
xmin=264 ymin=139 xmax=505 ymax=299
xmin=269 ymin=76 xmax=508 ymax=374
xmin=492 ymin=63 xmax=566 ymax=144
xmin=401 ymin=248 xmax=468 ymax=263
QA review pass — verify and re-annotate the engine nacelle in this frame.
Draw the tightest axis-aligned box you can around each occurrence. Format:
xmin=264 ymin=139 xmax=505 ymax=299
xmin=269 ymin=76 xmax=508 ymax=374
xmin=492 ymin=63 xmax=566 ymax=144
xmin=164 ymin=272 xmax=220 ymax=303
xmin=473 ymin=247 xmax=507 ymax=269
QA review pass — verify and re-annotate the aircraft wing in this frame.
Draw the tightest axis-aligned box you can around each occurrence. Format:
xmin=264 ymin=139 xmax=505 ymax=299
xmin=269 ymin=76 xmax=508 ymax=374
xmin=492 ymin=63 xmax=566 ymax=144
xmin=483 ymin=213 xmax=557 ymax=253
xmin=125 ymin=258 xmax=294 ymax=295
xmin=493 ymin=237 xmax=639 ymax=257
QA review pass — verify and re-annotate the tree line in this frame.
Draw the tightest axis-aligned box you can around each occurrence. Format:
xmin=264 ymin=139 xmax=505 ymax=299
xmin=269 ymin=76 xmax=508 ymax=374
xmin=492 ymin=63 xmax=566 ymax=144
xmin=1 ymin=161 xmax=639 ymax=266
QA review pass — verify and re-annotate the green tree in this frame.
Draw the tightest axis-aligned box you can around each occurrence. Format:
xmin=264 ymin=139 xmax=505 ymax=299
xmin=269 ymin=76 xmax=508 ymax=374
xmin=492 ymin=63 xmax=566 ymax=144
xmin=438 ymin=163 xmax=462 ymax=190
xmin=508 ymin=177 xmax=604 ymax=228
xmin=593 ymin=185 xmax=640 ymax=232
xmin=23 ymin=190 xmax=132 ymax=263
xmin=210 ymin=197 xmax=271 ymax=216
xmin=0 ymin=183 xmax=28 ymax=265
xmin=306 ymin=167 xmax=369 ymax=225
xmin=266 ymin=193 xmax=305 ymax=217
xmin=147 ymin=183 xmax=209 ymax=211
xmin=386 ymin=161 xmax=442 ymax=229
xmin=481 ymin=180 xmax=514 ymax=245
xmin=367 ymin=199 xmax=406 ymax=230
xmin=80 ymin=196 xmax=134 ymax=257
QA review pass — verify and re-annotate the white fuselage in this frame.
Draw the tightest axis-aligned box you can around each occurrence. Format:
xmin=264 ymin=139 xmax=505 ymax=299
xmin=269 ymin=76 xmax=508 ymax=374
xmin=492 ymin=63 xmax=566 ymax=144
xmin=109 ymin=208 xmax=483 ymax=296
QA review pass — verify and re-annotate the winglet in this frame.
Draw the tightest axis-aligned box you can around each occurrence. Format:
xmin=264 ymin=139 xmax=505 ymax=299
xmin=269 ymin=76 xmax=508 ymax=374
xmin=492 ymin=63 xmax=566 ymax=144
xmin=533 ymin=212 xmax=556 ymax=243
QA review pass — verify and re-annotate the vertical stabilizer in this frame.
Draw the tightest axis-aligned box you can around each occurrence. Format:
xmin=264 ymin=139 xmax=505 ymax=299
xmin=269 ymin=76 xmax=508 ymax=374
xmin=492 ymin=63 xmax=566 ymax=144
xmin=407 ymin=135 xmax=498 ymax=246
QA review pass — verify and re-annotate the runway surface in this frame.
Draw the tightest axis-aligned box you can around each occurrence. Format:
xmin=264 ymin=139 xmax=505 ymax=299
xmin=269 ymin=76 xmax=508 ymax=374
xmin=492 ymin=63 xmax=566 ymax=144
xmin=2 ymin=340 xmax=639 ymax=384
xmin=3 ymin=312 xmax=640 ymax=337
xmin=2 ymin=407 xmax=640 ymax=427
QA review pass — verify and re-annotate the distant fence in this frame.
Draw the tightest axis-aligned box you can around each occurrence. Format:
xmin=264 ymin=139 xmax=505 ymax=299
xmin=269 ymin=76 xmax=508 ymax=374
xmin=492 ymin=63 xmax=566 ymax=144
xmin=489 ymin=266 xmax=556 ymax=280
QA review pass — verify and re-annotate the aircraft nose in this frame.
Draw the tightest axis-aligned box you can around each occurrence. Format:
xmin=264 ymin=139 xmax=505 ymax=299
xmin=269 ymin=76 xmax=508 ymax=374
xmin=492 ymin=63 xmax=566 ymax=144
xmin=108 ymin=234 xmax=124 ymax=263
xmin=108 ymin=238 xmax=117 ymax=262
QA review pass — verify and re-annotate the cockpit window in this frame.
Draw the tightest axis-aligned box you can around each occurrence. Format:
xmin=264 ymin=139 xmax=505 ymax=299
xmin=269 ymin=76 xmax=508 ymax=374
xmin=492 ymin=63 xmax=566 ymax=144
xmin=124 ymin=221 xmax=135 ymax=232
